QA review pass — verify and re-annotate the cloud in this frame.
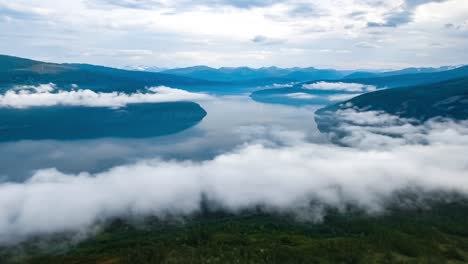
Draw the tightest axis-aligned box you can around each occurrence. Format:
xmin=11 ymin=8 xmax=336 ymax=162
xmin=354 ymin=41 xmax=379 ymax=48
xmin=90 ymin=0 xmax=164 ymax=9
xmin=0 ymin=2 xmax=51 ymax=20
xmin=316 ymin=108 xmax=468 ymax=149
xmin=0 ymin=84 xmax=211 ymax=108
xmin=367 ymin=10 xmax=413 ymax=28
xmin=282 ymin=92 xmax=317 ymax=99
xmin=1 ymin=109 xmax=468 ymax=244
xmin=251 ymin=35 xmax=285 ymax=45
xmin=0 ymin=97 xmax=323 ymax=181
xmin=286 ymin=3 xmax=326 ymax=18
xmin=444 ymin=21 xmax=468 ymax=31
xmin=367 ymin=0 xmax=450 ymax=28
xmin=2 ymin=0 xmax=467 ymax=69
xmin=91 ymin=0 xmax=282 ymax=10
xmin=327 ymin=93 xmax=361 ymax=101
xmin=405 ymin=0 xmax=448 ymax=7
xmin=196 ymin=0 xmax=283 ymax=9
xmin=302 ymin=82 xmax=378 ymax=92
xmin=347 ymin=11 xmax=367 ymax=19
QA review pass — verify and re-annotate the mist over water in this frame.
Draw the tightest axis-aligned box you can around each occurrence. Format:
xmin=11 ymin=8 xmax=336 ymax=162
xmin=1 ymin=94 xmax=468 ymax=245
xmin=0 ymin=96 xmax=324 ymax=182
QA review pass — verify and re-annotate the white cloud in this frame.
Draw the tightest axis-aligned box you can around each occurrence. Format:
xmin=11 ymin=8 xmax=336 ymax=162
xmin=303 ymin=82 xmax=378 ymax=92
xmin=327 ymin=93 xmax=361 ymax=101
xmin=1 ymin=111 xmax=468 ymax=244
xmin=1 ymin=0 xmax=467 ymax=68
xmin=0 ymin=84 xmax=211 ymax=108
xmin=335 ymin=108 xmax=409 ymax=126
xmin=283 ymin=92 xmax=317 ymax=99
xmin=272 ymin=82 xmax=296 ymax=88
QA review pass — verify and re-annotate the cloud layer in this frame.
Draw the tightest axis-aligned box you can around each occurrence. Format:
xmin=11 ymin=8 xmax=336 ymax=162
xmin=0 ymin=84 xmax=210 ymax=108
xmin=1 ymin=109 xmax=467 ymax=244
xmin=1 ymin=0 xmax=467 ymax=68
xmin=303 ymin=82 xmax=378 ymax=92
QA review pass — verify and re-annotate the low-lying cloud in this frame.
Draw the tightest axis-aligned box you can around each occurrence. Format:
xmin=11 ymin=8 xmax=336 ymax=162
xmin=283 ymin=92 xmax=317 ymax=99
xmin=0 ymin=84 xmax=211 ymax=108
xmin=327 ymin=93 xmax=361 ymax=101
xmin=0 ymin=109 xmax=467 ymax=244
xmin=303 ymin=82 xmax=378 ymax=93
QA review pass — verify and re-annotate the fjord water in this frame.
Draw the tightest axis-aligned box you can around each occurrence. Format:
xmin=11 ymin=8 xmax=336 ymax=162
xmin=0 ymin=96 xmax=325 ymax=182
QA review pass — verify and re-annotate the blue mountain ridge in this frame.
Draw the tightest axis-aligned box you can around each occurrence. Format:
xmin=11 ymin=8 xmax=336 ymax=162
xmin=0 ymin=55 xmax=209 ymax=141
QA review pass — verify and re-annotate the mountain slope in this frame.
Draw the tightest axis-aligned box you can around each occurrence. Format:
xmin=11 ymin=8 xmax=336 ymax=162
xmin=4 ymin=202 xmax=468 ymax=264
xmin=0 ymin=55 xmax=210 ymax=141
xmin=343 ymin=66 xmax=461 ymax=80
xmin=335 ymin=65 xmax=468 ymax=88
xmin=252 ymin=66 xmax=468 ymax=107
xmin=0 ymin=55 xmax=218 ymax=92
xmin=0 ymin=102 xmax=206 ymax=141
xmin=316 ymin=77 xmax=468 ymax=121
xmin=314 ymin=77 xmax=468 ymax=137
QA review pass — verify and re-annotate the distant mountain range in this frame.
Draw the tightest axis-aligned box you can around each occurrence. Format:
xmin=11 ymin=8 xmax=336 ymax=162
xmin=125 ymin=64 xmax=465 ymax=85
xmin=2 ymin=55 xmax=464 ymax=92
xmin=331 ymin=65 xmax=468 ymax=88
xmin=251 ymin=64 xmax=468 ymax=106
xmin=161 ymin=66 xmax=348 ymax=83
xmin=343 ymin=66 xmax=463 ymax=80
xmin=0 ymin=55 xmax=218 ymax=93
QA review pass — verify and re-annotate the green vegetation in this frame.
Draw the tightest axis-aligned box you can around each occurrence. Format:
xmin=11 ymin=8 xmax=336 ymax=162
xmin=315 ymin=77 xmax=468 ymax=135
xmin=319 ymin=77 xmax=468 ymax=121
xmin=0 ymin=55 xmax=217 ymax=93
xmin=2 ymin=200 xmax=468 ymax=264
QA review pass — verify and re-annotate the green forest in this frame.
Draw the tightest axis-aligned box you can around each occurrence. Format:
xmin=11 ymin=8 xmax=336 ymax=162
xmin=3 ymin=198 xmax=468 ymax=264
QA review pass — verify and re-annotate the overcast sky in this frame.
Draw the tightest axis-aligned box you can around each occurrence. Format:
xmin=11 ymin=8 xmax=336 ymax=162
xmin=0 ymin=0 xmax=467 ymax=69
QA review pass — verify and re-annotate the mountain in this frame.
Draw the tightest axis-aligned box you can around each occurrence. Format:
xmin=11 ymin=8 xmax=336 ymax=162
xmin=318 ymin=77 xmax=468 ymax=120
xmin=6 ymin=203 xmax=468 ymax=263
xmin=0 ymin=55 xmax=211 ymax=141
xmin=381 ymin=66 xmax=461 ymax=76
xmin=342 ymin=66 xmax=468 ymax=84
xmin=251 ymin=65 xmax=468 ymax=109
xmin=0 ymin=102 xmax=206 ymax=141
xmin=0 ymin=55 xmax=219 ymax=93
xmin=163 ymin=66 xmax=248 ymax=82
xmin=250 ymin=87 xmax=360 ymax=106
xmin=161 ymin=66 xmax=347 ymax=82
xmin=315 ymin=77 xmax=468 ymax=135
xmin=252 ymin=65 xmax=468 ymax=107
xmin=342 ymin=71 xmax=381 ymax=79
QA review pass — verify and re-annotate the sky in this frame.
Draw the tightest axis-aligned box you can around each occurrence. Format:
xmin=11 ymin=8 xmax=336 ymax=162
xmin=0 ymin=0 xmax=467 ymax=69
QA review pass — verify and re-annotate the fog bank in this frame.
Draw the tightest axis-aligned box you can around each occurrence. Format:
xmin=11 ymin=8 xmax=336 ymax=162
xmin=0 ymin=111 xmax=467 ymax=244
xmin=0 ymin=84 xmax=211 ymax=108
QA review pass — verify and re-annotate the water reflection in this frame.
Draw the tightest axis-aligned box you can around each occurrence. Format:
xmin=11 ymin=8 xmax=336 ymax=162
xmin=0 ymin=96 xmax=327 ymax=182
